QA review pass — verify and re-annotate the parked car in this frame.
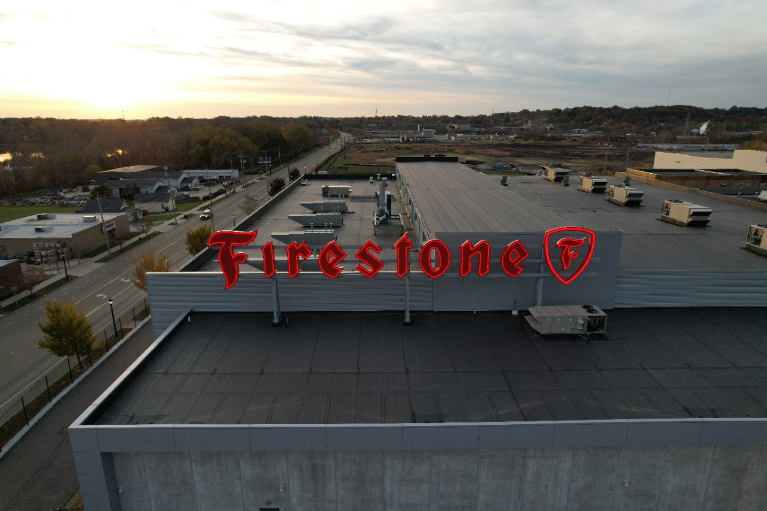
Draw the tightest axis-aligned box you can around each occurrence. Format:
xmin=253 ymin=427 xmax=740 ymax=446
xmin=82 ymin=186 xmax=89 ymax=192
xmin=200 ymin=210 xmax=213 ymax=220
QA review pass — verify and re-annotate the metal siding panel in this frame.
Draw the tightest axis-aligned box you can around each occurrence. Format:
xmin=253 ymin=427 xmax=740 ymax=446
xmin=615 ymin=270 xmax=767 ymax=308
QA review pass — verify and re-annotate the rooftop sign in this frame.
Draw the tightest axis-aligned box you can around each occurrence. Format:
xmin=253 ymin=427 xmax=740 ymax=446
xmin=208 ymin=228 xmax=596 ymax=289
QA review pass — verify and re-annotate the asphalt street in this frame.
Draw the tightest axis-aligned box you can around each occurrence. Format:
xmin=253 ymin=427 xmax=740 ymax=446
xmin=0 ymin=136 xmax=348 ymax=408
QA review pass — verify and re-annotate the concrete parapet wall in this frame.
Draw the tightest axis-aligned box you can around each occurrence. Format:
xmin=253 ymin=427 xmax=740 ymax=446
xmin=104 ymin=444 xmax=767 ymax=511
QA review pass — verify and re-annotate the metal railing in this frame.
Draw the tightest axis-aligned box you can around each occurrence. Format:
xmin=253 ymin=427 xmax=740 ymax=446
xmin=0 ymin=298 xmax=151 ymax=452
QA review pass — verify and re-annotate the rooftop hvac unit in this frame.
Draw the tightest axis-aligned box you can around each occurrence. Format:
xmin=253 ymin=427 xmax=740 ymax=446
xmin=271 ymin=229 xmax=336 ymax=246
xmin=34 ymin=226 xmax=50 ymax=233
xmin=36 ymin=213 xmax=49 ymax=220
xmin=660 ymin=200 xmax=712 ymax=227
xmin=525 ymin=305 xmax=607 ymax=335
xmin=607 ymin=185 xmax=644 ymax=206
xmin=82 ymin=215 xmax=98 ymax=223
xmin=321 ymin=185 xmax=352 ymax=197
xmin=299 ymin=201 xmax=348 ymax=213
xmin=288 ymin=213 xmax=343 ymax=227
xmin=542 ymin=166 xmax=568 ymax=182
xmin=746 ymin=225 xmax=767 ymax=257
xmin=577 ymin=176 xmax=608 ymax=193
xmin=759 ymin=190 xmax=767 ymax=202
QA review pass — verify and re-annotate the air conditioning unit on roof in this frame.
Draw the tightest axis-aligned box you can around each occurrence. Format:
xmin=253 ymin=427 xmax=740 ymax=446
xmin=577 ymin=176 xmax=608 ymax=193
xmin=746 ymin=225 xmax=767 ymax=257
xmin=608 ymin=185 xmax=644 ymax=206
xmin=525 ymin=305 xmax=607 ymax=335
xmin=660 ymin=200 xmax=712 ymax=227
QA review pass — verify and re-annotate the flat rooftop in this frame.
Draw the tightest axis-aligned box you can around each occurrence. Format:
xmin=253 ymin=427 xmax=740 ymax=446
xmin=92 ymin=309 xmax=767 ymax=426
xmin=397 ymin=162 xmax=767 ymax=270
xmin=0 ymin=212 xmax=123 ymax=239
xmin=198 ymin=178 xmax=407 ymax=272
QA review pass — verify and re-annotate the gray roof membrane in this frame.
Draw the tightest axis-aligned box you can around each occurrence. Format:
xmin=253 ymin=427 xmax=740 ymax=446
xmin=93 ymin=309 xmax=767 ymax=426
xmin=397 ymin=162 xmax=767 ymax=270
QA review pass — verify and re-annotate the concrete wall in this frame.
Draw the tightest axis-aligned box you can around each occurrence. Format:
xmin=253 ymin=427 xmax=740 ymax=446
xmin=106 ymin=445 xmax=767 ymax=511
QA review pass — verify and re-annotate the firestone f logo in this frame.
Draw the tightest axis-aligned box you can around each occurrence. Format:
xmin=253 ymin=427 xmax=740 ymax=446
xmin=544 ymin=227 xmax=595 ymax=285
xmin=208 ymin=231 xmax=258 ymax=289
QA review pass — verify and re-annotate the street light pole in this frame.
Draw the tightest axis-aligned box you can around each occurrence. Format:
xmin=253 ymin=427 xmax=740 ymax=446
xmin=108 ymin=298 xmax=117 ymax=338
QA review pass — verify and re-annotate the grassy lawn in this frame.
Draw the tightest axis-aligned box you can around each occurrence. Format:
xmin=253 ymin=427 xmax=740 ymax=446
xmin=0 ymin=205 xmax=83 ymax=223
xmin=1 ymin=275 xmax=79 ymax=314
xmin=86 ymin=231 xmax=141 ymax=258
xmin=95 ymin=231 xmax=160 ymax=262
xmin=175 ymin=201 xmax=206 ymax=212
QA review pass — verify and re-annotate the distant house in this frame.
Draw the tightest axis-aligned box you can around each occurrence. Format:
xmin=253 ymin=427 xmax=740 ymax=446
xmin=133 ymin=192 xmax=175 ymax=214
xmin=81 ymin=198 xmax=130 ymax=214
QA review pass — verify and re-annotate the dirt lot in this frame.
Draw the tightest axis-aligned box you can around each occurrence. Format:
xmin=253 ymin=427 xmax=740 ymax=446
xmin=328 ymin=141 xmax=656 ymax=176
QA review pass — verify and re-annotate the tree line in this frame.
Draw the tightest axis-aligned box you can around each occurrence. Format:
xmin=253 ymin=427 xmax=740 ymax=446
xmin=0 ymin=115 xmax=331 ymax=197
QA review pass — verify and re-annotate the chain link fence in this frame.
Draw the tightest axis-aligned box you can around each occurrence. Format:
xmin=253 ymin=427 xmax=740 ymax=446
xmin=0 ymin=298 xmax=151 ymax=452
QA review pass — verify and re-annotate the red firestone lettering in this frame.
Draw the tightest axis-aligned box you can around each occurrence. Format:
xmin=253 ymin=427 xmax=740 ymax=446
xmin=500 ymin=240 xmax=529 ymax=277
xmin=286 ymin=241 xmax=312 ymax=278
xmin=208 ymin=230 xmax=258 ymax=289
xmin=556 ymin=237 xmax=586 ymax=271
xmin=460 ymin=240 xmax=490 ymax=277
xmin=393 ymin=233 xmax=412 ymax=277
xmin=419 ymin=239 xmax=451 ymax=278
xmin=319 ymin=241 xmax=347 ymax=278
xmin=262 ymin=241 xmax=276 ymax=278
xmin=355 ymin=240 xmax=384 ymax=278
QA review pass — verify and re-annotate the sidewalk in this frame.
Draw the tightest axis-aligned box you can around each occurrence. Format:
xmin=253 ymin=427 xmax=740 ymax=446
xmin=0 ymin=321 xmax=155 ymax=511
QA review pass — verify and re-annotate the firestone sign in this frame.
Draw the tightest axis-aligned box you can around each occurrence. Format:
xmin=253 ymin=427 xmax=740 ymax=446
xmin=208 ymin=227 xmax=596 ymax=289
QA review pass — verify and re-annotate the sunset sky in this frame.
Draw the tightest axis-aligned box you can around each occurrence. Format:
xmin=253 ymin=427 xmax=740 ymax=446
xmin=1 ymin=0 xmax=764 ymax=119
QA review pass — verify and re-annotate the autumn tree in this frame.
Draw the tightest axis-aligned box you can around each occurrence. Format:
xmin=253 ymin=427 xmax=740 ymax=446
xmin=113 ymin=227 xmax=132 ymax=251
xmin=132 ymin=251 xmax=172 ymax=292
xmin=185 ymin=223 xmax=213 ymax=256
xmin=288 ymin=168 xmax=300 ymax=181
xmin=282 ymin=123 xmax=313 ymax=151
xmin=268 ymin=177 xmax=285 ymax=196
xmin=38 ymin=297 xmax=95 ymax=367
xmin=137 ymin=218 xmax=154 ymax=238
xmin=239 ymin=194 xmax=260 ymax=215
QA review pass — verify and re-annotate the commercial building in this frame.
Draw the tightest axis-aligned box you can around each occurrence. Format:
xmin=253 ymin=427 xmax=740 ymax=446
xmin=654 ymin=149 xmax=767 ymax=174
xmin=0 ymin=212 xmax=128 ymax=258
xmin=70 ymin=158 xmax=767 ymax=510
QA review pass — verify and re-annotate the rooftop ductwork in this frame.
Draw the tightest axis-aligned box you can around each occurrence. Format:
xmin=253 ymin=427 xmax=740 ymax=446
xmin=288 ymin=212 xmax=343 ymax=227
xmin=300 ymin=201 xmax=347 ymax=213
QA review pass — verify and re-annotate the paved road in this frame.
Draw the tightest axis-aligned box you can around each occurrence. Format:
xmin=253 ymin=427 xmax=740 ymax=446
xmin=0 ymin=136 xmax=349 ymax=408
xmin=0 ymin=321 xmax=156 ymax=511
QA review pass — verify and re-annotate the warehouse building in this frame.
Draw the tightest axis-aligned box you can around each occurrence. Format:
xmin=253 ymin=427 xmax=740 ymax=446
xmin=0 ymin=212 xmax=128 ymax=258
xmin=70 ymin=158 xmax=767 ymax=510
xmin=654 ymin=149 xmax=767 ymax=174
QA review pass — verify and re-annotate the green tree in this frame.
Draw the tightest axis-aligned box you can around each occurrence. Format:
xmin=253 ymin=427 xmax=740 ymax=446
xmin=38 ymin=297 xmax=95 ymax=367
xmin=209 ymin=128 xmax=255 ymax=169
xmin=185 ymin=223 xmax=213 ymax=256
xmin=90 ymin=184 xmax=112 ymax=199
xmin=121 ymin=182 xmax=139 ymax=201
xmin=132 ymin=251 xmax=172 ymax=292
xmin=282 ymin=123 xmax=313 ymax=150
xmin=239 ymin=194 xmax=260 ymax=215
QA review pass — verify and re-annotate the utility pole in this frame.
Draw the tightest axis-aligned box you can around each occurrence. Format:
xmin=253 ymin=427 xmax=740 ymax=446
xmin=96 ymin=194 xmax=112 ymax=256
xmin=625 ymin=148 xmax=630 ymax=172
xmin=604 ymin=145 xmax=609 ymax=175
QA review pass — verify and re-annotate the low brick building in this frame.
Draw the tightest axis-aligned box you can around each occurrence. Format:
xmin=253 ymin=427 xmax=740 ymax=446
xmin=0 ymin=212 xmax=129 ymax=259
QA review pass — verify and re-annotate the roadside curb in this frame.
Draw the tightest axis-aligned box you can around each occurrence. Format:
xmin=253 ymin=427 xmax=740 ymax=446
xmin=0 ymin=315 xmax=152 ymax=460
